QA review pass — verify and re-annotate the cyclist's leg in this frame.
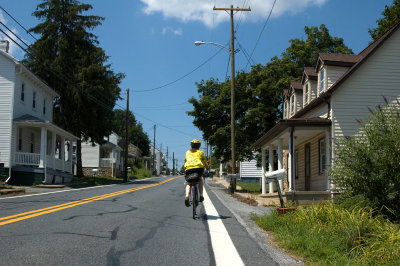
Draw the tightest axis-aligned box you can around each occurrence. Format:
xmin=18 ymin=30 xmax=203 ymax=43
xmin=184 ymin=169 xmax=193 ymax=207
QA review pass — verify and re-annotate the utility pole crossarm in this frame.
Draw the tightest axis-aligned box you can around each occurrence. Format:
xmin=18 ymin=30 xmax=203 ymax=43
xmin=213 ymin=7 xmax=251 ymax=11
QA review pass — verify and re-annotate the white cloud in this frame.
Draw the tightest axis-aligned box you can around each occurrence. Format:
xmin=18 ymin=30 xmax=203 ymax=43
xmin=141 ymin=0 xmax=327 ymax=28
xmin=162 ymin=27 xmax=183 ymax=36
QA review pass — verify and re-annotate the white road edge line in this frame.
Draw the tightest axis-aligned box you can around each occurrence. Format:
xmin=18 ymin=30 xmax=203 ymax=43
xmin=0 ymin=176 xmax=163 ymax=200
xmin=203 ymin=188 xmax=245 ymax=266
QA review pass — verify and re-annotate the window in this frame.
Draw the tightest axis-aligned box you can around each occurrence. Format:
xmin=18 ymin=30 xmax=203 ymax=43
xmin=18 ymin=128 xmax=22 ymax=151
xmin=21 ymin=84 xmax=25 ymax=101
xmin=319 ymin=68 xmax=325 ymax=92
xmin=43 ymin=99 xmax=46 ymax=115
xmin=319 ymin=138 xmax=326 ymax=174
xmin=305 ymin=83 xmax=309 ymax=104
xmin=33 ymin=91 xmax=36 ymax=109
xmin=30 ymin=133 xmax=34 ymax=153
xmin=290 ymin=94 xmax=295 ymax=114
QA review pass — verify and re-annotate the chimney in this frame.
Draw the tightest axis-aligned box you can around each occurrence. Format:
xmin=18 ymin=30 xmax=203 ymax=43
xmin=0 ymin=40 xmax=10 ymax=53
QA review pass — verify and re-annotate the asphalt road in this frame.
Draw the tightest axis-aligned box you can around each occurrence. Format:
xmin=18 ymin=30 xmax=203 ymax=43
xmin=0 ymin=176 xmax=301 ymax=266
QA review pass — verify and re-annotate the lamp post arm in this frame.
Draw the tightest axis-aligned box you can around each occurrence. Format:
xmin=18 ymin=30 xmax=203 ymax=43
xmin=194 ymin=41 xmax=230 ymax=52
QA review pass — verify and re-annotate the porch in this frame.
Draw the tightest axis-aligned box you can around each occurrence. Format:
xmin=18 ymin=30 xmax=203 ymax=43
xmin=12 ymin=115 xmax=78 ymax=184
xmin=253 ymin=117 xmax=332 ymax=198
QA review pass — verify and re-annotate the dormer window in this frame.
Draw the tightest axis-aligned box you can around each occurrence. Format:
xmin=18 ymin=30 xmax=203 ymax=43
xmin=319 ymin=68 xmax=325 ymax=92
xmin=43 ymin=99 xmax=46 ymax=115
xmin=33 ymin=91 xmax=36 ymax=109
xmin=290 ymin=94 xmax=295 ymax=114
xmin=305 ymin=83 xmax=309 ymax=104
xmin=21 ymin=84 xmax=25 ymax=101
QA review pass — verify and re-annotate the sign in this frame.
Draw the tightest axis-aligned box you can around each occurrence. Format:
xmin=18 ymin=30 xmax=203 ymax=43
xmin=205 ymin=159 xmax=210 ymax=167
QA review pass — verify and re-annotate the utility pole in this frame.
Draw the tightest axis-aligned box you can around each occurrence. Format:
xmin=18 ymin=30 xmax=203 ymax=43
xmin=166 ymin=147 xmax=168 ymax=174
xmin=124 ymin=88 xmax=129 ymax=182
xmin=172 ymin=152 xmax=175 ymax=175
xmin=213 ymin=5 xmax=250 ymax=192
xmin=153 ymin=125 xmax=156 ymax=175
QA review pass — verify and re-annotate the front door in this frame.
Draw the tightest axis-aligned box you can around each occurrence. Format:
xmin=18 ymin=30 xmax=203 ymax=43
xmin=305 ymin=143 xmax=311 ymax=191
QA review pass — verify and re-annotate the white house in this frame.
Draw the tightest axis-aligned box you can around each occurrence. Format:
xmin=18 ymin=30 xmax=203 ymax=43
xmin=253 ymin=22 xmax=400 ymax=204
xmin=81 ymin=132 xmax=123 ymax=177
xmin=0 ymin=40 xmax=78 ymax=185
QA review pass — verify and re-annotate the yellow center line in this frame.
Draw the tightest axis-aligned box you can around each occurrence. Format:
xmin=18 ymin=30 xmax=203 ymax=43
xmin=0 ymin=176 xmax=181 ymax=227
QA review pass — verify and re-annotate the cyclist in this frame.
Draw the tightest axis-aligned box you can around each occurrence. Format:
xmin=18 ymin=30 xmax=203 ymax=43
xmin=184 ymin=139 xmax=206 ymax=207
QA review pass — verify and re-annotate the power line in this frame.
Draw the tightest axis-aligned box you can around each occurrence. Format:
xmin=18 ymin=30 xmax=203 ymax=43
xmin=245 ymin=0 xmax=277 ymax=70
xmin=0 ymin=5 xmax=38 ymax=41
xmin=133 ymin=46 xmax=225 ymax=93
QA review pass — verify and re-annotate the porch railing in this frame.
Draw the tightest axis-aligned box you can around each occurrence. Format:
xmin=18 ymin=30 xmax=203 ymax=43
xmin=15 ymin=153 xmax=72 ymax=174
xmin=100 ymin=158 xmax=114 ymax=168
xmin=15 ymin=152 xmax=40 ymax=166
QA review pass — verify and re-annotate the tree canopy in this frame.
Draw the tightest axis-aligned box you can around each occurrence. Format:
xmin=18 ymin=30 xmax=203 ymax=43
xmin=369 ymin=0 xmax=400 ymax=41
xmin=188 ymin=24 xmax=352 ymax=163
xmin=112 ymin=109 xmax=150 ymax=156
xmin=23 ymin=0 xmax=124 ymax=176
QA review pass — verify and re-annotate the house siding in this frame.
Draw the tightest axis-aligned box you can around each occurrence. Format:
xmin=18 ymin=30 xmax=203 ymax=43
xmin=304 ymin=103 xmax=329 ymax=119
xmin=81 ymin=141 xmax=100 ymax=167
xmin=13 ymin=74 xmax=54 ymax=122
xmin=294 ymin=132 xmax=327 ymax=191
xmin=239 ymin=159 xmax=262 ymax=180
xmin=295 ymin=92 xmax=303 ymax=112
xmin=332 ymin=28 xmax=400 ymax=140
xmin=0 ymin=57 xmax=15 ymax=167
xmin=326 ymin=66 xmax=350 ymax=89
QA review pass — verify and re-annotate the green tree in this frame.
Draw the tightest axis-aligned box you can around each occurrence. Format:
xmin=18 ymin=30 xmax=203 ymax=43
xmin=369 ymin=0 xmax=400 ymax=41
xmin=112 ymin=110 xmax=150 ymax=156
xmin=329 ymin=99 xmax=400 ymax=221
xmin=23 ymin=0 xmax=124 ymax=176
xmin=188 ymin=24 xmax=352 ymax=163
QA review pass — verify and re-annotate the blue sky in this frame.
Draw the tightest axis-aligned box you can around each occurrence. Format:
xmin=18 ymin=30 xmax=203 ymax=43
xmin=0 ymin=0 xmax=391 ymax=169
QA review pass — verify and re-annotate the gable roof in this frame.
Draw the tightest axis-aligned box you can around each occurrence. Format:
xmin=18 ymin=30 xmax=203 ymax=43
xmin=0 ymin=49 xmax=59 ymax=98
xmin=293 ymin=21 xmax=400 ymax=119
xmin=301 ymin=67 xmax=317 ymax=84
xmin=315 ymin=54 xmax=360 ymax=70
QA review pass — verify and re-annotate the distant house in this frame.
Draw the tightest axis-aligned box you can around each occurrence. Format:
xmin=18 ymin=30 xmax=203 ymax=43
xmin=81 ymin=132 xmax=123 ymax=177
xmin=253 ymin=22 xmax=400 ymax=204
xmin=0 ymin=40 xmax=78 ymax=185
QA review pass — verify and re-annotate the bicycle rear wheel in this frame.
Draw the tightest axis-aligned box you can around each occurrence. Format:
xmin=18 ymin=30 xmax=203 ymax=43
xmin=192 ymin=185 xmax=197 ymax=219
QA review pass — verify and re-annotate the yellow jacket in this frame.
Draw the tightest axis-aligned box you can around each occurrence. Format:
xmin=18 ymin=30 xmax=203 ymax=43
xmin=184 ymin=149 xmax=205 ymax=171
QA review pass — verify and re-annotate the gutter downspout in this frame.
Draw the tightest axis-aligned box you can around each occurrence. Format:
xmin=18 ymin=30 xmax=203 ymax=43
xmin=290 ymin=127 xmax=295 ymax=203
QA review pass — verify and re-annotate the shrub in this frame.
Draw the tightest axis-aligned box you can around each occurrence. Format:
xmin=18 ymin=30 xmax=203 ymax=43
xmin=329 ymin=98 xmax=400 ymax=221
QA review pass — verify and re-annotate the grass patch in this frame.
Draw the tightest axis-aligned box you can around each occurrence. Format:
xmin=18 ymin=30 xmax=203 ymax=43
xmin=129 ymin=166 xmax=152 ymax=180
xmin=237 ymin=181 xmax=260 ymax=194
xmin=253 ymin=202 xmax=400 ymax=265
xmin=70 ymin=176 xmax=125 ymax=188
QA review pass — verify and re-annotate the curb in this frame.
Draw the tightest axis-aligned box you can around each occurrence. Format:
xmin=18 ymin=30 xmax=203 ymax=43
xmin=0 ymin=188 xmax=25 ymax=195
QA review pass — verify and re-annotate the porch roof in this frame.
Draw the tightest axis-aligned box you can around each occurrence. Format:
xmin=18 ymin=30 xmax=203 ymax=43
xmin=14 ymin=114 xmax=79 ymax=140
xmin=252 ymin=117 xmax=331 ymax=149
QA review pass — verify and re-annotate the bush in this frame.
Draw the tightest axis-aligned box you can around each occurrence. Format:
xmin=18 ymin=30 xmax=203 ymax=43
xmin=129 ymin=162 xmax=152 ymax=180
xmin=329 ymin=98 xmax=400 ymax=221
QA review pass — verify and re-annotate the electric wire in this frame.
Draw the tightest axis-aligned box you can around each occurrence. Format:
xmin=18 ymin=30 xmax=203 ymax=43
xmin=245 ymin=0 xmax=277 ymax=70
xmin=133 ymin=46 xmax=225 ymax=93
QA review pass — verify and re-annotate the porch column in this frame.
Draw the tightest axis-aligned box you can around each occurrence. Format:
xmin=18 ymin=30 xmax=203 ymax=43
xmin=261 ymin=148 xmax=266 ymax=194
xmin=325 ymin=129 xmax=331 ymax=190
xmin=220 ymin=163 xmax=223 ymax=178
xmin=60 ymin=136 xmax=65 ymax=171
xmin=52 ymin=132 xmax=56 ymax=169
xmin=68 ymin=139 xmax=73 ymax=173
xmin=277 ymin=138 xmax=283 ymax=190
xmin=268 ymin=145 xmax=274 ymax=194
xmin=39 ymin=127 xmax=47 ymax=168
xmin=288 ymin=128 xmax=295 ymax=191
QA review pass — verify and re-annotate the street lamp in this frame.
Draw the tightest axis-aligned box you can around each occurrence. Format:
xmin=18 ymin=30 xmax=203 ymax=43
xmin=195 ymin=38 xmax=237 ymax=192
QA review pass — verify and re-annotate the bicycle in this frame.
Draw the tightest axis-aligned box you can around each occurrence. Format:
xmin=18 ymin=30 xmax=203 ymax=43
xmin=186 ymin=172 xmax=201 ymax=219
